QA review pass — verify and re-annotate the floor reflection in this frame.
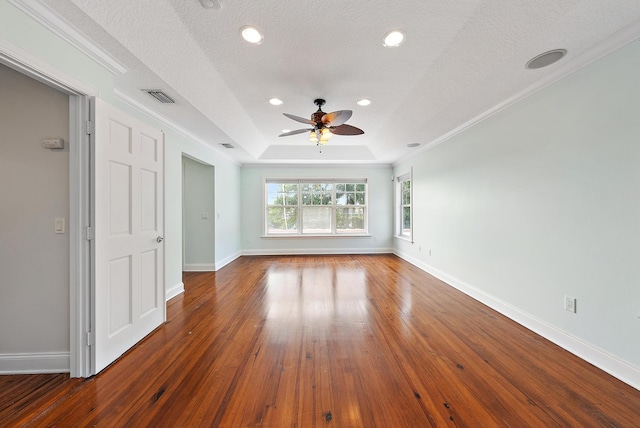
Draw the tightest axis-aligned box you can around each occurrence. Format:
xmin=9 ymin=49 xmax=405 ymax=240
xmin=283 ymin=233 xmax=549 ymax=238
xmin=263 ymin=265 xmax=369 ymax=342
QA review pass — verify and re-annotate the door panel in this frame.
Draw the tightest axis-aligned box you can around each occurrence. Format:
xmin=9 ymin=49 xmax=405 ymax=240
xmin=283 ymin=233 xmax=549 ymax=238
xmin=94 ymin=98 xmax=164 ymax=373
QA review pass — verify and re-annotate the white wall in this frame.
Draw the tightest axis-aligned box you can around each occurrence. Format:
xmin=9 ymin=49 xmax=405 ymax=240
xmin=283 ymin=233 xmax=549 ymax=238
xmin=241 ymin=165 xmax=394 ymax=254
xmin=182 ymin=156 xmax=215 ymax=271
xmin=394 ymin=41 xmax=640 ymax=386
xmin=0 ymin=63 xmax=69 ymax=366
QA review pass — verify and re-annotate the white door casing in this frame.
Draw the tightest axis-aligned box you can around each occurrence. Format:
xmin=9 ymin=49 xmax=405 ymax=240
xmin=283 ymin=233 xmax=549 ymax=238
xmin=93 ymin=98 xmax=165 ymax=373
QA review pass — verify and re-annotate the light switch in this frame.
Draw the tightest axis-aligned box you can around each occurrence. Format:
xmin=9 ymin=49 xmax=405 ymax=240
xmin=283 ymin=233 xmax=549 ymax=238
xmin=54 ymin=217 xmax=65 ymax=234
xmin=201 ymin=212 xmax=209 ymax=220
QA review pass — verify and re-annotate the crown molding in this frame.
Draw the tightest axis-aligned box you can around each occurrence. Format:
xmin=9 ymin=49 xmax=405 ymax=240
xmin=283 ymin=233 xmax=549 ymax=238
xmin=393 ymin=20 xmax=640 ymax=168
xmin=8 ymin=0 xmax=127 ymax=75
xmin=113 ymin=88 xmax=240 ymax=166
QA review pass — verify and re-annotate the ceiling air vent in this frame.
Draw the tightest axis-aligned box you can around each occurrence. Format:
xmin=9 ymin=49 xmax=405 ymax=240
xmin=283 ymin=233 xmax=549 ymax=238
xmin=220 ymin=143 xmax=234 ymax=149
xmin=142 ymin=89 xmax=175 ymax=104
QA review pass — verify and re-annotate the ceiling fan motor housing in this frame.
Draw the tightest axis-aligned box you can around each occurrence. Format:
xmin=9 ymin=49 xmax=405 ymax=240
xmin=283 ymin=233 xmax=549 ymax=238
xmin=312 ymin=99 xmax=326 ymax=126
xmin=311 ymin=111 xmax=325 ymax=126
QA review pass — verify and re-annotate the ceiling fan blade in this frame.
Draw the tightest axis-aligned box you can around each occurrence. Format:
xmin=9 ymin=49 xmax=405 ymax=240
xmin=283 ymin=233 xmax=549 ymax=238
xmin=283 ymin=113 xmax=315 ymax=125
xmin=329 ymin=124 xmax=364 ymax=135
xmin=279 ymin=128 xmax=313 ymax=137
xmin=322 ymin=110 xmax=352 ymax=126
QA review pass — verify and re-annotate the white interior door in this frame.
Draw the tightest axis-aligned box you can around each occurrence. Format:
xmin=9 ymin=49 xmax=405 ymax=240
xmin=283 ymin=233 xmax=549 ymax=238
xmin=93 ymin=98 xmax=165 ymax=373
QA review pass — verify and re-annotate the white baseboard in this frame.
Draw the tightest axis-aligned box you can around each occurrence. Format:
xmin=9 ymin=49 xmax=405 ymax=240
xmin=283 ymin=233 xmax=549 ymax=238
xmin=166 ymin=282 xmax=184 ymax=301
xmin=393 ymin=250 xmax=640 ymax=391
xmin=0 ymin=352 xmax=70 ymax=374
xmin=183 ymin=263 xmax=216 ymax=272
xmin=215 ymin=251 xmax=241 ymax=271
xmin=242 ymin=247 xmax=394 ymax=256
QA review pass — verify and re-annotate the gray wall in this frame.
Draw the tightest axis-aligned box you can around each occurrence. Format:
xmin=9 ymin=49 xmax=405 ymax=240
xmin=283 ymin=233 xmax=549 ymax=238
xmin=182 ymin=156 xmax=215 ymax=271
xmin=0 ymin=63 xmax=69 ymax=356
xmin=394 ymin=40 xmax=640 ymax=382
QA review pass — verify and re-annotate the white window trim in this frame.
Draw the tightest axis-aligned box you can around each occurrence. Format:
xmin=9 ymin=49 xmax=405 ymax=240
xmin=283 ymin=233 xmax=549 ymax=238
xmin=263 ymin=178 xmax=369 ymax=237
xmin=394 ymin=168 xmax=413 ymax=243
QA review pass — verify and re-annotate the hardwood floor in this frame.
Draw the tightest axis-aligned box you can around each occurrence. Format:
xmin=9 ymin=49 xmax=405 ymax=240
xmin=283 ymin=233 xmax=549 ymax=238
xmin=2 ymin=255 xmax=640 ymax=427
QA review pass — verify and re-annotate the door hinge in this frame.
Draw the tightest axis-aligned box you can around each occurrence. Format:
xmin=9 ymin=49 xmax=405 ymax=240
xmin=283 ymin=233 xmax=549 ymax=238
xmin=86 ymin=331 xmax=95 ymax=346
xmin=85 ymin=226 xmax=94 ymax=241
xmin=85 ymin=120 xmax=94 ymax=135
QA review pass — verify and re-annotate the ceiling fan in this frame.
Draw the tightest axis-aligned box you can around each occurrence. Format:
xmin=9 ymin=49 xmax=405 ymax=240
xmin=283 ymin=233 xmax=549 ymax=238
xmin=278 ymin=99 xmax=364 ymax=144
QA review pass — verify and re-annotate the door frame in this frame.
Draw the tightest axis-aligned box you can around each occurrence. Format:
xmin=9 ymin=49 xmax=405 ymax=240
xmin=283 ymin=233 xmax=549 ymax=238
xmin=0 ymin=41 xmax=94 ymax=377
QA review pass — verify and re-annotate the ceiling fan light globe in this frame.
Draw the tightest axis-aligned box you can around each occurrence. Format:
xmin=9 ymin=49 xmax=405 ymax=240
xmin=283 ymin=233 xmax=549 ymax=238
xmin=309 ymin=132 xmax=318 ymax=143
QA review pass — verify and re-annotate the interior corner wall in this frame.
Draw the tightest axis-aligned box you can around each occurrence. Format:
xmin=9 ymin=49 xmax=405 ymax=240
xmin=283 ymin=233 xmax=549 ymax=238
xmin=0 ymin=63 xmax=70 ymax=369
xmin=240 ymin=165 xmax=394 ymax=255
xmin=394 ymin=40 xmax=640 ymax=385
xmin=182 ymin=156 xmax=215 ymax=271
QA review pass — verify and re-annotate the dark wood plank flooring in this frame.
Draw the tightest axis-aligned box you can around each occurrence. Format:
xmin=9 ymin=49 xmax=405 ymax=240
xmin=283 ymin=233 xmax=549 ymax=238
xmin=1 ymin=255 xmax=639 ymax=426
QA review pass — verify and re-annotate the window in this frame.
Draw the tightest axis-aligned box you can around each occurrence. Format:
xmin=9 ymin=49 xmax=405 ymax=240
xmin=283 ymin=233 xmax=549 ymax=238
xmin=396 ymin=171 xmax=412 ymax=241
xmin=265 ymin=179 xmax=367 ymax=236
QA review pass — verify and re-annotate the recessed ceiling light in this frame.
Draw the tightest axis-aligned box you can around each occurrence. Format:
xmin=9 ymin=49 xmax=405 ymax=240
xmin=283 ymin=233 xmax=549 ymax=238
xmin=282 ymin=129 xmax=291 ymax=134
xmin=357 ymin=98 xmax=371 ymax=106
xmin=383 ymin=30 xmax=405 ymax=48
xmin=240 ymin=26 xmax=263 ymax=44
xmin=526 ymin=49 xmax=567 ymax=69
xmin=407 ymin=143 xmax=420 ymax=148
xmin=269 ymin=98 xmax=283 ymax=106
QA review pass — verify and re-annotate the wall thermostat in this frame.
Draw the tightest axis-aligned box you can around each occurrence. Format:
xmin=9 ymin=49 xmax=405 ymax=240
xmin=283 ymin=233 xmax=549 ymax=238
xmin=43 ymin=138 xmax=64 ymax=149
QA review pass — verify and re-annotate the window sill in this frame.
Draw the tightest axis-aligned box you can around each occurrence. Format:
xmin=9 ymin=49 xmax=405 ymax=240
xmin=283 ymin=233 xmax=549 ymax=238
xmin=262 ymin=234 xmax=372 ymax=239
xmin=394 ymin=235 xmax=413 ymax=243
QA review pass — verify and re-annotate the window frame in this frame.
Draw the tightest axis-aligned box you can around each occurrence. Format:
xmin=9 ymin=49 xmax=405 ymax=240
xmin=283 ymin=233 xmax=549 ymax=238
xmin=263 ymin=178 xmax=369 ymax=237
xmin=395 ymin=169 xmax=413 ymax=242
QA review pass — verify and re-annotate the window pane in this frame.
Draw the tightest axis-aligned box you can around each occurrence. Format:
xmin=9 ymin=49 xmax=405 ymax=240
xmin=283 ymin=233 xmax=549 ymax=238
xmin=401 ymin=180 xmax=411 ymax=205
xmin=356 ymin=184 xmax=365 ymax=192
xmin=355 ymin=192 xmax=365 ymax=205
xmin=336 ymin=207 xmax=365 ymax=233
xmin=302 ymin=207 xmax=331 ymax=234
xmin=336 ymin=184 xmax=345 ymax=192
xmin=301 ymin=183 xmax=332 ymax=205
xmin=267 ymin=207 xmax=298 ymax=233
xmin=347 ymin=193 xmax=355 ymax=205
xmin=284 ymin=184 xmax=298 ymax=193
xmin=402 ymin=206 xmax=411 ymax=235
xmin=345 ymin=184 xmax=354 ymax=191
xmin=267 ymin=193 xmax=281 ymax=205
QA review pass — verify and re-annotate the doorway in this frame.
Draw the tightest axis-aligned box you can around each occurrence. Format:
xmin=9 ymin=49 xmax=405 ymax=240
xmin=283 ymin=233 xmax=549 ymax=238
xmin=182 ymin=156 xmax=215 ymax=272
xmin=0 ymin=57 xmax=91 ymax=377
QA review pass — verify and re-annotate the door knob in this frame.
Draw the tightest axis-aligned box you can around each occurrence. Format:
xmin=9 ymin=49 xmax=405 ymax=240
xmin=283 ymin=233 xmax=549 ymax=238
xmin=156 ymin=236 xmax=164 ymax=243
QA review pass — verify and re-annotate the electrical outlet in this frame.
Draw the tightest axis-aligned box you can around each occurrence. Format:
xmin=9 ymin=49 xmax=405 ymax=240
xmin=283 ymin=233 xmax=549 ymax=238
xmin=564 ymin=295 xmax=576 ymax=313
xmin=418 ymin=245 xmax=421 ymax=252
xmin=429 ymin=249 xmax=432 ymax=256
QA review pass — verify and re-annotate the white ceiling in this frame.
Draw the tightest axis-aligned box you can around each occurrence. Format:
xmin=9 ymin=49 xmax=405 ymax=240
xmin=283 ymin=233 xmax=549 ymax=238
xmin=39 ymin=0 xmax=640 ymax=165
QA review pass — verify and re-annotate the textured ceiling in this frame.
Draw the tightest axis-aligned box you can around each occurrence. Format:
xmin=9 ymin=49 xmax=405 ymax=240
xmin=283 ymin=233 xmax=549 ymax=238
xmin=40 ymin=0 xmax=640 ymax=164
